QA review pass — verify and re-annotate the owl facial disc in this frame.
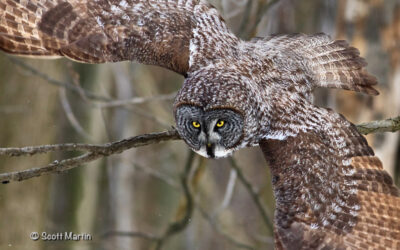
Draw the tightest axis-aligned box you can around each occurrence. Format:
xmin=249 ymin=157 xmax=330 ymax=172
xmin=175 ymin=105 xmax=244 ymax=158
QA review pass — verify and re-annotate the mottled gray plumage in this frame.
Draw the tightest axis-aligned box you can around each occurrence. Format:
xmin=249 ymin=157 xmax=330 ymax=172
xmin=1 ymin=0 xmax=399 ymax=249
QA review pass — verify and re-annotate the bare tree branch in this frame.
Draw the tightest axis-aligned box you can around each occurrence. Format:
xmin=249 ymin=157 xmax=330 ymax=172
xmin=356 ymin=116 xmax=400 ymax=135
xmin=0 ymin=130 xmax=180 ymax=184
xmin=0 ymin=116 xmax=399 ymax=184
xmin=59 ymin=88 xmax=95 ymax=141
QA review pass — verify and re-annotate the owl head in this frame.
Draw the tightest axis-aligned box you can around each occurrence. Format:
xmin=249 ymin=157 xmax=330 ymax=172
xmin=173 ymin=67 xmax=260 ymax=158
xmin=174 ymin=105 xmax=244 ymax=158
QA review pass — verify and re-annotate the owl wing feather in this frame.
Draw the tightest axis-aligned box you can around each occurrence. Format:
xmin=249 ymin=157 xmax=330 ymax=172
xmin=0 ymin=0 xmax=237 ymax=75
xmin=257 ymin=33 xmax=378 ymax=96
xmin=260 ymin=105 xmax=400 ymax=249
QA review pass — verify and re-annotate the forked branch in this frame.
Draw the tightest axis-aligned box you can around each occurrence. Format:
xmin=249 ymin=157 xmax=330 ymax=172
xmin=0 ymin=130 xmax=180 ymax=183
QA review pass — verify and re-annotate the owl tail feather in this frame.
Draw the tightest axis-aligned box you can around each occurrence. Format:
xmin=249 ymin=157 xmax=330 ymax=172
xmin=306 ymin=37 xmax=379 ymax=95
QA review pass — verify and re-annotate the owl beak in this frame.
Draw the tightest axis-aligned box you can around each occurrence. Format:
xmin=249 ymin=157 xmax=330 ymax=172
xmin=206 ymin=143 xmax=215 ymax=158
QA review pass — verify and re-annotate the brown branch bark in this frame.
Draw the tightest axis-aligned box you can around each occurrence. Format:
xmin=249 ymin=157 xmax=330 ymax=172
xmin=0 ymin=130 xmax=180 ymax=184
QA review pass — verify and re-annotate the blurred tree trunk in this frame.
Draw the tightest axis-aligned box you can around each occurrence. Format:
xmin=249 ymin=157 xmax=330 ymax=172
xmin=72 ymin=65 xmax=110 ymax=250
xmin=0 ymin=58 xmax=60 ymax=249
xmin=105 ymin=63 xmax=137 ymax=250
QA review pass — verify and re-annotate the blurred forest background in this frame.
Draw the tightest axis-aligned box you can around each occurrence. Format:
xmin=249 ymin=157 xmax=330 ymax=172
xmin=0 ymin=0 xmax=399 ymax=249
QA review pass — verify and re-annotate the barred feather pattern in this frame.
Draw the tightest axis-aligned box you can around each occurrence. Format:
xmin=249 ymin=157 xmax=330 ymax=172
xmin=249 ymin=34 xmax=379 ymax=98
xmin=0 ymin=0 xmax=378 ymax=94
xmin=260 ymin=96 xmax=400 ymax=249
xmin=0 ymin=0 xmax=235 ymax=74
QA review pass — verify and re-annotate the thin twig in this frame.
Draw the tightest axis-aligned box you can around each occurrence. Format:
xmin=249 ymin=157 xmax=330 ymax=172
xmin=229 ymin=158 xmax=274 ymax=233
xmin=59 ymin=88 xmax=95 ymax=141
xmin=356 ymin=115 xmax=400 ymax=135
xmin=0 ymin=152 xmax=95 ymax=184
xmin=0 ymin=130 xmax=179 ymax=157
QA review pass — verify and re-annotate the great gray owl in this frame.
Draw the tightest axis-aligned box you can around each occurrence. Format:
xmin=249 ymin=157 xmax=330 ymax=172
xmin=0 ymin=0 xmax=399 ymax=249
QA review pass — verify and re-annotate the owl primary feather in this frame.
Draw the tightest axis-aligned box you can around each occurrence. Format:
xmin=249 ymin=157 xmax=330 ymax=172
xmin=0 ymin=0 xmax=399 ymax=248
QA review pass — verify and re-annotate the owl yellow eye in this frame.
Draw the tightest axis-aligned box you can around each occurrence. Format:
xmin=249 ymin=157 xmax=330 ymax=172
xmin=192 ymin=121 xmax=201 ymax=128
xmin=216 ymin=120 xmax=225 ymax=127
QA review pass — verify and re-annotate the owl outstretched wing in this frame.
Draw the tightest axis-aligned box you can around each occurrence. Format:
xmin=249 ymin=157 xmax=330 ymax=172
xmin=0 ymin=0 xmax=238 ymax=75
xmin=260 ymin=105 xmax=400 ymax=249
xmin=255 ymin=33 xmax=378 ymax=97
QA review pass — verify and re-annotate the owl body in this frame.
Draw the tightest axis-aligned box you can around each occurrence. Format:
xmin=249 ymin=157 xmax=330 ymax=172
xmin=1 ymin=0 xmax=399 ymax=248
xmin=175 ymin=39 xmax=320 ymax=152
